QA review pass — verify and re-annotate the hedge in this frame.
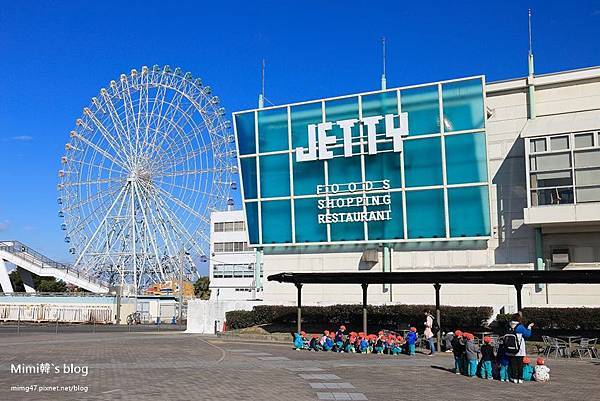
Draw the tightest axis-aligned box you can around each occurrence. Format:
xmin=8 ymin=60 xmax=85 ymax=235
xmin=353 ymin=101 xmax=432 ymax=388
xmin=226 ymin=304 xmax=494 ymax=331
xmin=496 ymin=307 xmax=600 ymax=331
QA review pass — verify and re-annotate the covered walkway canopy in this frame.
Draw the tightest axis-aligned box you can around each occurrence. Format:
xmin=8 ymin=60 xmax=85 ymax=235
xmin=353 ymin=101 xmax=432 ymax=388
xmin=268 ymin=269 xmax=600 ymax=351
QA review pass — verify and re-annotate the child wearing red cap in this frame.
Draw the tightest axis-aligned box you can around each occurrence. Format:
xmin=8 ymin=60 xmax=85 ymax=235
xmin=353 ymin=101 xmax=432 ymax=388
xmin=451 ymin=330 xmax=465 ymax=374
xmin=480 ymin=337 xmax=495 ymax=380
xmin=309 ymin=334 xmax=322 ymax=351
xmin=293 ymin=331 xmax=307 ymax=350
xmin=464 ymin=333 xmax=480 ymax=377
xmin=406 ymin=327 xmax=418 ymax=356
xmin=522 ymin=356 xmax=534 ymax=381
xmin=533 ymin=357 xmax=550 ymax=382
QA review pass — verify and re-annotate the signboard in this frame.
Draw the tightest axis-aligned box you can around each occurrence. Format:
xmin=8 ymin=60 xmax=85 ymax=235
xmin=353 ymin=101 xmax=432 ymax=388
xmin=233 ymin=76 xmax=491 ymax=246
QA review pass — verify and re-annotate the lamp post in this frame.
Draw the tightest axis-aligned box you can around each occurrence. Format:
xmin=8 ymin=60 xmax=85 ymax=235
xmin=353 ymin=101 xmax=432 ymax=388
xmin=178 ymin=250 xmax=189 ymax=326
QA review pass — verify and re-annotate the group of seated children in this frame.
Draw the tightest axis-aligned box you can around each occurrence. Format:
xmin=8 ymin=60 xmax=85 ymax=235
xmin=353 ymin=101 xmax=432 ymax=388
xmin=293 ymin=325 xmax=421 ymax=356
xmin=450 ymin=330 xmax=550 ymax=382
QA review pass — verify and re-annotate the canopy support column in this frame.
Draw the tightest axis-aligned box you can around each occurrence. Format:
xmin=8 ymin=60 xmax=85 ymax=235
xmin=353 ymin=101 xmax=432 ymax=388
xmin=514 ymin=283 xmax=523 ymax=313
xmin=295 ymin=283 xmax=303 ymax=333
xmin=434 ymin=283 xmax=442 ymax=352
xmin=361 ymin=283 xmax=368 ymax=334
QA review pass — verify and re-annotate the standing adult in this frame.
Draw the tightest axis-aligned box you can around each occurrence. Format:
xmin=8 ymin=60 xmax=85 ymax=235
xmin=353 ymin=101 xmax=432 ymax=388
xmin=507 ymin=313 xmax=534 ymax=384
xmin=424 ymin=310 xmax=436 ymax=356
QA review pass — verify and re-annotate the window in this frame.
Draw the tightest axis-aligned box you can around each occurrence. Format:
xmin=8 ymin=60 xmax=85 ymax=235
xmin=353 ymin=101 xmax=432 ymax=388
xmin=213 ymin=263 xmax=260 ymax=279
xmin=530 ymin=138 xmax=547 ymax=153
xmin=214 ymin=221 xmax=246 ymax=232
xmin=550 ymin=136 xmax=569 ymax=151
xmin=213 ymin=242 xmax=250 ymax=253
xmin=575 ymin=133 xmax=594 ymax=149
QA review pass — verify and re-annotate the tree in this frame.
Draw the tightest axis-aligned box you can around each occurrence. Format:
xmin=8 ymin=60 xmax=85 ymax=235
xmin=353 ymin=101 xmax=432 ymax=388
xmin=194 ymin=276 xmax=211 ymax=300
xmin=8 ymin=269 xmax=67 ymax=292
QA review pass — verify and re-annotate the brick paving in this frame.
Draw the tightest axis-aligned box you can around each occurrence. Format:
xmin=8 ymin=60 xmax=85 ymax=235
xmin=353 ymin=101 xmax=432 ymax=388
xmin=0 ymin=332 xmax=599 ymax=400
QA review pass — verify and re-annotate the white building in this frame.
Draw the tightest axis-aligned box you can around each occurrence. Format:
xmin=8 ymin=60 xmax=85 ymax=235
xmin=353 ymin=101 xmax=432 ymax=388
xmin=232 ymin=63 xmax=600 ymax=312
xmin=208 ymin=210 xmax=260 ymax=301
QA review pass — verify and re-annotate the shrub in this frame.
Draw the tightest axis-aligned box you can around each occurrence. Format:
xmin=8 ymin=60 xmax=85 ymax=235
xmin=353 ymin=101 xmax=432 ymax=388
xmin=226 ymin=304 xmax=494 ymax=331
xmin=225 ymin=310 xmax=255 ymax=330
xmin=496 ymin=308 xmax=600 ymax=331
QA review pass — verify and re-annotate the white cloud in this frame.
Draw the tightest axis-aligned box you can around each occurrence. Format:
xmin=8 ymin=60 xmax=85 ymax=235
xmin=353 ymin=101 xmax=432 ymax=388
xmin=11 ymin=135 xmax=34 ymax=142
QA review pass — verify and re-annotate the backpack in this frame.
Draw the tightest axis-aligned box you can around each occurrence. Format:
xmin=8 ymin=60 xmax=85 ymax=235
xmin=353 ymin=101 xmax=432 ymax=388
xmin=503 ymin=324 xmax=522 ymax=355
xmin=432 ymin=318 xmax=440 ymax=334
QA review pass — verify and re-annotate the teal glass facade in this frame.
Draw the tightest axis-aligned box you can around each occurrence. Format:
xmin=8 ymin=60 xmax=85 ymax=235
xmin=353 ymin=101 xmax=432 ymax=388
xmin=234 ymin=76 xmax=490 ymax=246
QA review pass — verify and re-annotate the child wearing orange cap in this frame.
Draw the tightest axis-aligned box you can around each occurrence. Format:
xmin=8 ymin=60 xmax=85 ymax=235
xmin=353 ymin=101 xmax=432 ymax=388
xmin=406 ymin=327 xmax=418 ymax=356
xmin=451 ymin=330 xmax=465 ymax=374
xmin=359 ymin=335 xmax=369 ymax=353
xmin=464 ymin=333 xmax=480 ymax=377
xmin=293 ymin=331 xmax=306 ymax=350
xmin=480 ymin=337 xmax=495 ymax=380
xmin=533 ymin=357 xmax=550 ymax=382
xmin=309 ymin=334 xmax=322 ymax=351
xmin=391 ymin=336 xmax=404 ymax=355
xmin=522 ymin=356 xmax=534 ymax=381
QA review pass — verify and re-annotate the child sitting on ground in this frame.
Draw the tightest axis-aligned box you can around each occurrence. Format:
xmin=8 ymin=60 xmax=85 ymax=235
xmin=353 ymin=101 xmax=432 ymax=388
xmin=293 ymin=331 xmax=307 ymax=350
xmin=451 ymin=330 xmax=465 ymax=374
xmin=479 ymin=337 xmax=495 ymax=380
xmin=374 ymin=332 xmax=385 ymax=354
xmin=345 ymin=333 xmax=356 ymax=353
xmin=360 ymin=335 xmax=370 ymax=354
xmin=533 ymin=357 xmax=550 ymax=382
xmin=497 ymin=343 xmax=510 ymax=382
xmin=309 ymin=334 xmax=322 ymax=351
xmin=522 ymin=356 xmax=534 ymax=381
xmin=323 ymin=331 xmax=334 ymax=351
xmin=464 ymin=333 xmax=480 ymax=377
xmin=391 ymin=336 xmax=404 ymax=355
xmin=406 ymin=327 xmax=418 ymax=356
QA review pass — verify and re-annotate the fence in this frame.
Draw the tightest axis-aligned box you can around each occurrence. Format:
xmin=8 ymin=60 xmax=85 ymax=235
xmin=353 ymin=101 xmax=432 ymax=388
xmin=0 ymin=304 xmax=114 ymax=323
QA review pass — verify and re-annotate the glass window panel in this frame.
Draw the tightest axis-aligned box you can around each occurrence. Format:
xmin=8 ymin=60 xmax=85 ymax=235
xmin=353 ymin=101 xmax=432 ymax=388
xmin=294 ymin=198 xmax=327 ymax=243
xmin=445 ymin=132 xmax=488 ymax=184
xmin=530 ymin=171 xmax=572 ymax=189
xmin=574 ymin=149 xmax=600 ymax=168
xmin=550 ymin=136 xmax=569 ymax=151
xmin=575 ymin=133 xmax=594 ymax=149
xmin=293 ymin=158 xmax=324 ymax=196
xmin=575 ymin=168 xmax=600 ymax=186
xmin=400 ymin=85 xmax=440 ymax=136
xmin=448 ymin=186 xmax=490 ymax=237
xmin=328 ymin=156 xmax=362 ymax=186
xmin=240 ymin=157 xmax=258 ymax=199
xmin=365 ymin=151 xmax=402 ymax=189
xmin=235 ymin=112 xmax=256 ymax=155
xmin=406 ymin=189 xmax=445 ymax=239
xmin=329 ymin=196 xmax=365 ymax=242
xmin=367 ymin=191 xmax=403 ymax=240
xmin=531 ymin=153 xmax=571 ymax=171
xmin=258 ymin=107 xmax=289 ymax=152
xmin=530 ymin=138 xmax=547 ymax=153
xmin=261 ymin=200 xmax=292 ymax=244
xmin=442 ymin=79 xmax=485 ymax=132
xmin=291 ymin=102 xmax=322 ymax=149
xmin=404 ymin=137 xmax=443 ymax=187
xmin=576 ymin=186 xmax=600 ymax=203
xmin=362 ymin=91 xmax=399 ymax=146
xmin=244 ymin=202 xmax=259 ymax=244
xmin=531 ymin=188 xmax=574 ymax=206
xmin=259 ymin=154 xmax=290 ymax=198
xmin=325 ymin=96 xmax=360 ymax=157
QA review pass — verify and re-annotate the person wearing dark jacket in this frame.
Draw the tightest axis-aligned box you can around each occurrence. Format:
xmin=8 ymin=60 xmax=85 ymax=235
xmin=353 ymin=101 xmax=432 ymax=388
xmin=451 ymin=330 xmax=465 ymax=374
xmin=479 ymin=337 xmax=495 ymax=379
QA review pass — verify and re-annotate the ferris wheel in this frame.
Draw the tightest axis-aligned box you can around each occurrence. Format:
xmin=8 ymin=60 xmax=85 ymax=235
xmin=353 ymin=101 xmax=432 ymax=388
xmin=57 ymin=65 xmax=237 ymax=294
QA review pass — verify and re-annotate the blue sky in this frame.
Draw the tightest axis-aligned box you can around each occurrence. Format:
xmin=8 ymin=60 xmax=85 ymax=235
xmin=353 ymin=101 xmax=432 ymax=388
xmin=1 ymin=1 xmax=599 ymax=274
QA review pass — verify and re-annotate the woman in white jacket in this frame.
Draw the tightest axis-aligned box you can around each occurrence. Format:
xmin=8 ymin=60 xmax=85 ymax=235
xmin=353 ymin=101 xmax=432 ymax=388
xmin=424 ymin=310 xmax=436 ymax=355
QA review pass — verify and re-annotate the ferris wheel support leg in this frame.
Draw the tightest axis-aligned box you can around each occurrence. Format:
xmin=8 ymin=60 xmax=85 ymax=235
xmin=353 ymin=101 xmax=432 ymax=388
xmin=17 ymin=267 xmax=36 ymax=293
xmin=0 ymin=259 xmax=14 ymax=293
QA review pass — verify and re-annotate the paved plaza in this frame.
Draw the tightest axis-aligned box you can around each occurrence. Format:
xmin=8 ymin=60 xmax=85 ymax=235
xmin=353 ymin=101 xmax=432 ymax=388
xmin=0 ymin=330 xmax=599 ymax=400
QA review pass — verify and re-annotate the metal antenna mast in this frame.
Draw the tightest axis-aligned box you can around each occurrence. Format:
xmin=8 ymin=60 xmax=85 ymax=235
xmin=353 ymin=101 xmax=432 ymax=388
xmin=527 ymin=9 xmax=536 ymax=119
xmin=381 ymin=36 xmax=387 ymax=90
xmin=258 ymin=59 xmax=265 ymax=108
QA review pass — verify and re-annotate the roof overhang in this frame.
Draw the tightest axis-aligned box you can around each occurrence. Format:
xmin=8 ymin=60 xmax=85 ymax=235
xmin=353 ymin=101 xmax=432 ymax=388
xmin=268 ymin=269 xmax=600 ymax=286
xmin=520 ymin=109 xmax=600 ymax=138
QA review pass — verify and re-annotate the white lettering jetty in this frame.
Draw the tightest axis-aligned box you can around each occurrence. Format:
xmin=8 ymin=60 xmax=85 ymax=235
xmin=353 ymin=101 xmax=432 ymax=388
xmin=295 ymin=113 xmax=409 ymax=162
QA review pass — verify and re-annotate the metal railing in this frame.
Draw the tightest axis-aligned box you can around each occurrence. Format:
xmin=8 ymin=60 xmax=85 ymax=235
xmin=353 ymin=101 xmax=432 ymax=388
xmin=0 ymin=240 xmax=109 ymax=289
